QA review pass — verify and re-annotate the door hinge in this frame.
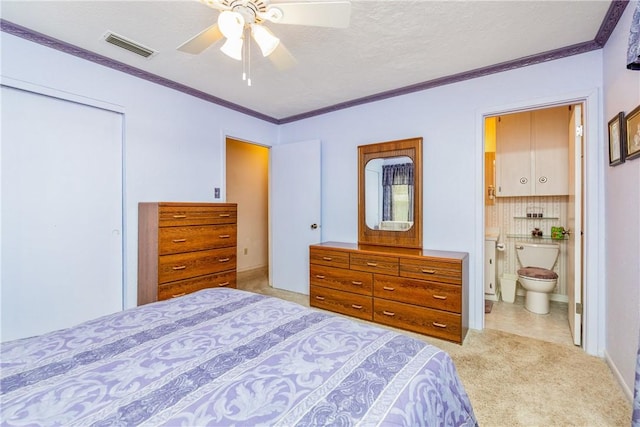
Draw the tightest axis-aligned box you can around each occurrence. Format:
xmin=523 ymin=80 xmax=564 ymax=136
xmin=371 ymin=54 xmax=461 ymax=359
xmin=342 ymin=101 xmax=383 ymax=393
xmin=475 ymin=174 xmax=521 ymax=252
xmin=576 ymin=302 xmax=583 ymax=315
xmin=576 ymin=125 xmax=584 ymax=137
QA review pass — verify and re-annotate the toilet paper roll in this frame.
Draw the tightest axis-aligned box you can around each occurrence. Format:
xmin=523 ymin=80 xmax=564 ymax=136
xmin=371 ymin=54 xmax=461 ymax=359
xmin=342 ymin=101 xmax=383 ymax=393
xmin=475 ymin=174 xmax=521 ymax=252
xmin=496 ymin=243 xmax=506 ymax=251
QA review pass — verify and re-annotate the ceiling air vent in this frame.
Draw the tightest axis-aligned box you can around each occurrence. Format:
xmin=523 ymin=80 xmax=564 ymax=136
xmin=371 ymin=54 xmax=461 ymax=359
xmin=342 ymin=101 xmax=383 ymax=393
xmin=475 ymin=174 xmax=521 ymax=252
xmin=103 ymin=31 xmax=157 ymax=58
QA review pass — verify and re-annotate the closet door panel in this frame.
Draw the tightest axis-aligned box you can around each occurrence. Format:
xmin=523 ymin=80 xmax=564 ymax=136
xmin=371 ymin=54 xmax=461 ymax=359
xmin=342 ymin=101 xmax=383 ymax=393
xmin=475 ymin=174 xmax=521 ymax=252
xmin=1 ymin=86 xmax=123 ymax=341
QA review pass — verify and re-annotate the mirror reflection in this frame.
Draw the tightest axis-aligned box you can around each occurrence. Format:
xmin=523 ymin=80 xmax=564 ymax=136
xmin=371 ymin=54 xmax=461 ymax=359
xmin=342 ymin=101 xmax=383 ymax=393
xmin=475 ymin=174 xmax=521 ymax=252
xmin=364 ymin=156 xmax=414 ymax=231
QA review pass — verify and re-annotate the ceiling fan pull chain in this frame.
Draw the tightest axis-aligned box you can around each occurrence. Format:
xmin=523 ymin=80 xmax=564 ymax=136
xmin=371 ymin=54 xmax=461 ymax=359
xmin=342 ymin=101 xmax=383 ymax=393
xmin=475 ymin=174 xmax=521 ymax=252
xmin=247 ymin=27 xmax=252 ymax=86
xmin=242 ymin=27 xmax=247 ymax=82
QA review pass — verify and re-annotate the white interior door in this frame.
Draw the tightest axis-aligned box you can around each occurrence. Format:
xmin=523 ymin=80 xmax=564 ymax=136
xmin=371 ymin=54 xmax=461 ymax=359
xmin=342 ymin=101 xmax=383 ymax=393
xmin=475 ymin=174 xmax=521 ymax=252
xmin=567 ymin=104 xmax=583 ymax=346
xmin=1 ymin=86 xmax=124 ymax=341
xmin=270 ymin=140 xmax=321 ymax=294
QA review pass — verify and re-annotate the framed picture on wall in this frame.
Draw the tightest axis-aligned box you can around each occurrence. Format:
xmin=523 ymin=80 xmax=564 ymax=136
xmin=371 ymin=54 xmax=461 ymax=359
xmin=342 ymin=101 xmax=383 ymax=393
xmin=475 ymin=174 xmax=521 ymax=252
xmin=626 ymin=105 xmax=640 ymax=161
xmin=608 ymin=112 xmax=625 ymax=166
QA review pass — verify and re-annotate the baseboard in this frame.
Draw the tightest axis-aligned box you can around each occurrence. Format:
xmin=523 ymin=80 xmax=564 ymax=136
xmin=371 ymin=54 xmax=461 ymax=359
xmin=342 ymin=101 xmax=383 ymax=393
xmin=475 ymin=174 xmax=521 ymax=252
xmin=549 ymin=293 xmax=569 ymax=303
xmin=604 ymin=348 xmax=634 ymax=402
xmin=495 ymin=289 xmax=568 ymax=303
xmin=484 ymin=292 xmax=501 ymax=302
xmin=237 ymin=265 xmax=268 ymax=277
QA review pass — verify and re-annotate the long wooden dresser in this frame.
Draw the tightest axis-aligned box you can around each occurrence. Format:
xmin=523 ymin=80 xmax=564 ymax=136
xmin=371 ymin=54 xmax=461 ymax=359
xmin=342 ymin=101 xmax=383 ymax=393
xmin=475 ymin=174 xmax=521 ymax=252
xmin=138 ymin=202 xmax=237 ymax=305
xmin=309 ymin=242 xmax=469 ymax=344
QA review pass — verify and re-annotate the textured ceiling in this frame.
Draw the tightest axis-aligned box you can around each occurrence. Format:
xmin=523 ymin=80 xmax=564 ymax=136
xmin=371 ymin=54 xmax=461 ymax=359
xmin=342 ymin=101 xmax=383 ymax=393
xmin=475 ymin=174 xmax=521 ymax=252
xmin=0 ymin=1 xmax=620 ymax=122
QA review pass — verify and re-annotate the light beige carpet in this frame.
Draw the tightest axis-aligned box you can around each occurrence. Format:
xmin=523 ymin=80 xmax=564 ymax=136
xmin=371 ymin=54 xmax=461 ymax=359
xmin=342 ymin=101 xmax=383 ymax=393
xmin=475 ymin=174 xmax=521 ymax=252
xmin=238 ymin=269 xmax=632 ymax=426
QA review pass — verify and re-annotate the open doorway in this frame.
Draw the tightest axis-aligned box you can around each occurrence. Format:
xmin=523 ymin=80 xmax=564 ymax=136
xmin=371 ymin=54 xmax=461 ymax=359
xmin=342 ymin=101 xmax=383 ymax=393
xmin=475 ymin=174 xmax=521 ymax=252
xmin=482 ymin=103 xmax=584 ymax=347
xmin=226 ymin=137 xmax=270 ymax=285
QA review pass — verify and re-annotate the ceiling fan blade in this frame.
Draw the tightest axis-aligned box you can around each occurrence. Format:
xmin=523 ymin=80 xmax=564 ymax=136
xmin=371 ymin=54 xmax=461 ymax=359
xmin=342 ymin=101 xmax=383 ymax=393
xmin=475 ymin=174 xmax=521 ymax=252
xmin=266 ymin=1 xmax=351 ymax=28
xmin=268 ymin=42 xmax=297 ymax=71
xmin=177 ymin=23 xmax=223 ymax=54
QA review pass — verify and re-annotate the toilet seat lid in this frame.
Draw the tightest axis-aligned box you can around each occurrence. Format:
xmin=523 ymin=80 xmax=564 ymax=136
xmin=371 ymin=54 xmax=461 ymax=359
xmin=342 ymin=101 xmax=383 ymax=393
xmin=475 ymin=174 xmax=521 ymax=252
xmin=517 ymin=267 xmax=558 ymax=280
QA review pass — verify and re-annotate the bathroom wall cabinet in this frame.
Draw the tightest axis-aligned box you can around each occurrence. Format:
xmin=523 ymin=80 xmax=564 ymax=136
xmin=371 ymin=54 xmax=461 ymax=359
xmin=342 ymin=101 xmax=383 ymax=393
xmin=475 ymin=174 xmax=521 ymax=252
xmin=496 ymin=106 xmax=569 ymax=197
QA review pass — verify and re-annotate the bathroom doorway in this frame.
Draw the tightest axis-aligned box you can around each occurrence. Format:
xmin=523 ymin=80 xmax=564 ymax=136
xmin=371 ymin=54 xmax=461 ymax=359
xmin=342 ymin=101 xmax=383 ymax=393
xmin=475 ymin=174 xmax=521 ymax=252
xmin=483 ymin=103 xmax=584 ymax=347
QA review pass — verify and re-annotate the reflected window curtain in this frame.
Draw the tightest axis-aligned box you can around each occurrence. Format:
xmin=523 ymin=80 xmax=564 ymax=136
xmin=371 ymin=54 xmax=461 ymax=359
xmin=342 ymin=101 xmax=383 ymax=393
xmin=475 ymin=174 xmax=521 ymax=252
xmin=382 ymin=165 xmax=394 ymax=221
xmin=628 ymin=1 xmax=640 ymax=70
xmin=381 ymin=163 xmax=414 ymax=221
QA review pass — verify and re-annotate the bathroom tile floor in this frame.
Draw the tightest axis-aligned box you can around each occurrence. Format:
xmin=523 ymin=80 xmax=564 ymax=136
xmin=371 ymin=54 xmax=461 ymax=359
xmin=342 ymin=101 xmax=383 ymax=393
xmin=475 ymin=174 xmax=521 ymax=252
xmin=484 ymin=296 xmax=576 ymax=347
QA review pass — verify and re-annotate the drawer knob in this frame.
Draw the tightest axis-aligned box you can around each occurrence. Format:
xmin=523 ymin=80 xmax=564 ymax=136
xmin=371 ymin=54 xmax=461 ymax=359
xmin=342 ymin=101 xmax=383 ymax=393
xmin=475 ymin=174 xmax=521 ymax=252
xmin=172 ymin=265 xmax=187 ymax=270
xmin=219 ymin=234 xmax=230 ymax=239
xmin=218 ymin=258 xmax=231 ymax=263
xmin=219 ymin=213 xmax=231 ymax=217
xmin=315 ymin=275 xmax=326 ymax=279
xmin=366 ymin=262 xmax=378 ymax=267
xmin=217 ymin=281 xmax=230 ymax=287
xmin=351 ymin=304 xmax=363 ymax=310
xmin=421 ymin=269 xmax=436 ymax=274
xmin=315 ymin=296 xmax=325 ymax=301
xmin=322 ymin=256 xmax=332 ymax=261
xmin=172 ymin=292 xmax=186 ymax=298
xmin=382 ymin=310 xmax=395 ymax=317
xmin=351 ymin=281 xmax=363 ymax=286
xmin=173 ymin=215 xmax=187 ymax=219
xmin=172 ymin=238 xmax=187 ymax=243
xmin=432 ymin=322 xmax=447 ymax=328
xmin=433 ymin=295 xmax=447 ymax=300
xmin=382 ymin=286 xmax=395 ymax=291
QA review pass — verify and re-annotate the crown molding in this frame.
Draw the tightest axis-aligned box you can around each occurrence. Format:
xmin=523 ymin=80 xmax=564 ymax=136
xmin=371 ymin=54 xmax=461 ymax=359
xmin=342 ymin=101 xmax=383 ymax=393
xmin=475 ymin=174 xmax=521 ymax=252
xmin=0 ymin=19 xmax=278 ymax=124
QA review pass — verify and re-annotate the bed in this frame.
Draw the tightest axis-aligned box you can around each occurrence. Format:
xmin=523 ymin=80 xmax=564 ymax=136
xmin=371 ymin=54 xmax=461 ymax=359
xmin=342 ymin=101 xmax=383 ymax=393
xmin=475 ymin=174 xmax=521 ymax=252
xmin=1 ymin=288 xmax=477 ymax=426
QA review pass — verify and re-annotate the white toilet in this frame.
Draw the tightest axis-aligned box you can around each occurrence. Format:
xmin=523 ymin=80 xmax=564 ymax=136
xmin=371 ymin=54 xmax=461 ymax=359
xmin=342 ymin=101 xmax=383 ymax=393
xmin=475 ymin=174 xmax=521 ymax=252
xmin=515 ymin=242 xmax=559 ymax=314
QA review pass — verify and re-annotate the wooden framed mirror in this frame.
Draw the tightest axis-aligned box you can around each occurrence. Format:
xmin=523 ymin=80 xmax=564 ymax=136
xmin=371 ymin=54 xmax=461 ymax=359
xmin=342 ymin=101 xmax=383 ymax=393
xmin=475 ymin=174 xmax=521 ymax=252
xmin=358 ymin=137 xmax=423 ymax=249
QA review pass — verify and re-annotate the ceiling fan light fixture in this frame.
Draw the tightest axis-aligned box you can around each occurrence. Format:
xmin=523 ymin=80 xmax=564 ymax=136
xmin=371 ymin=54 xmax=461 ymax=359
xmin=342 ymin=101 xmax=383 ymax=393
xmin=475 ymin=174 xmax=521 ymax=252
xmin=220 ymin=37 xmax=243 ymax=60
xmin=218 ymin=10 xmax=245 ymax=39
xmin=251 ymin=24 xmax=280 ymax=57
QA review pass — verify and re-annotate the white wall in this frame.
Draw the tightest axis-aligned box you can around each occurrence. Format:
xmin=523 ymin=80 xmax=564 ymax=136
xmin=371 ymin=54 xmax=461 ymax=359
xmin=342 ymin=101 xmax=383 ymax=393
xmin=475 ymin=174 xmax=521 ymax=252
xmin=603 ymin=0 xmax=640 ymax=398
xmin=1 ymin=33 xmax=278 ymax=309
xmin=279 ymin=50 xmax=605 ymax=354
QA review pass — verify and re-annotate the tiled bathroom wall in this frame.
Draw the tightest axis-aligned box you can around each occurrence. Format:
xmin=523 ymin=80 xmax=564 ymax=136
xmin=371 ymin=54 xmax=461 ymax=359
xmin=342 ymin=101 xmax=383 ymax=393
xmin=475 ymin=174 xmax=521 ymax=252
xmin=486 ymin=195 xmax=569 ymax=300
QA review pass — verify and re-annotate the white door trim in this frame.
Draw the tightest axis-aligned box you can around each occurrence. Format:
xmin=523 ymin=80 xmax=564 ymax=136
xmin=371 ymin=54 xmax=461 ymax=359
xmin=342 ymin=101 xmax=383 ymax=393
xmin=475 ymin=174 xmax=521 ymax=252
xmin=1 ymin=76 xmax=125 ymax=114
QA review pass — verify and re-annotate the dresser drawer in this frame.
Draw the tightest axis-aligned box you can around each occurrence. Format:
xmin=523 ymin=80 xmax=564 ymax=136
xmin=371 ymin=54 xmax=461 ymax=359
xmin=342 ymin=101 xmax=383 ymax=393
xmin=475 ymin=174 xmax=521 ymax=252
xmin=310 ymin=286 xmax=373 ymax=321
xmin=373 ymin=299 xmax=462 ymax=343
xmin=159 ymin=205 xmax=236 ymax=226
xmin=158 ymin=248 xmax=236 ymax=284
xmin=309 ymin=247 xmax=350 ymax=269
xmin=159 ymin=224 xmax=236 ymax=255
xmin=158 ymin=271 xmax=237 ymax=301
xmin=399 ymin=257 xmax=462 ymax=285
xmin=310 ymin=265 xmax=372 ymax=295
xmin=350 ymin=253 xmax=399 ymax=275
xmin=373 ymin=275 xmax=462 ymax=313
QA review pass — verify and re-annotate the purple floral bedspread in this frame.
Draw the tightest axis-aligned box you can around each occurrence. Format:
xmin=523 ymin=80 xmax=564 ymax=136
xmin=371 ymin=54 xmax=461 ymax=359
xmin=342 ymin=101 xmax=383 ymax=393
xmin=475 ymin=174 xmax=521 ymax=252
xmin=1 ymin=288 xmax=477 ymax=426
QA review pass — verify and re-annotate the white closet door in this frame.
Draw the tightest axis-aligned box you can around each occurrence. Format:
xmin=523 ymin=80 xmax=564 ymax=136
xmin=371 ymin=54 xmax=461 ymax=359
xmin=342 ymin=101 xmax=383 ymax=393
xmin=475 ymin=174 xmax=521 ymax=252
xmin=1 ymin=86 xmax=123 ymax=342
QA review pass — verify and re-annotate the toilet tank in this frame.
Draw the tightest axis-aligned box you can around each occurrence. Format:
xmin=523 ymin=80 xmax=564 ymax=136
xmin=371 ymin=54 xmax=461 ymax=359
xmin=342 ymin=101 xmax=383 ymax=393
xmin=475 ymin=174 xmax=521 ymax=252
xmin=515 ymin=242 xmax=559 ymax=269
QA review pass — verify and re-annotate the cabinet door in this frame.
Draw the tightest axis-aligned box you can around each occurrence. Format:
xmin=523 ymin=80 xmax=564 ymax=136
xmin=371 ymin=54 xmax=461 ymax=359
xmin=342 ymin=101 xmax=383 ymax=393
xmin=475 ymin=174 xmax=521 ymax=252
xmin=496 ymin=112 xmax=532 ymax=196
xmin=484 ymin=241 xmax=496 ymax=295
xmin=531 ymin=107 xmax=569 ymax=195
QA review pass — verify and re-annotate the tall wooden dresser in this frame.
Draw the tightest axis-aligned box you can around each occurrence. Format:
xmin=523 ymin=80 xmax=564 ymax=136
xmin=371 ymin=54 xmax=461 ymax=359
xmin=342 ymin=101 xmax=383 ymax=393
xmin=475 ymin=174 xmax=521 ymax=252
xmin=138 ymin=202 xmax=237 ymax=305
xmin=310 ymin=242 xmax=469 ymax=344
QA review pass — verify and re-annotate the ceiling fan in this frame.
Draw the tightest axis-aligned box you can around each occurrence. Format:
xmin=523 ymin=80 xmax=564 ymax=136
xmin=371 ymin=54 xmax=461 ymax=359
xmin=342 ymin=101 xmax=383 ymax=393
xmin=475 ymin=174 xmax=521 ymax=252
xmin=177 ymin=0 xmax=351 ymax=79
